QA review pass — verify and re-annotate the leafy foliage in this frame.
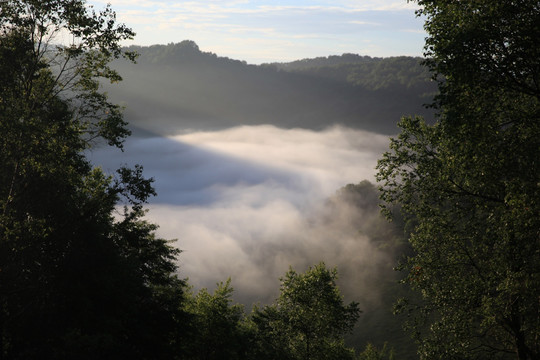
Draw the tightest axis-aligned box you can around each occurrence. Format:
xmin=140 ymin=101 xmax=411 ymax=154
xmin=0 ymin=0 xmax=136 ymax=148
xmin=250 ymin=263 xmax=360 ymax=360
xmin=357 ymin=342 xmax=395 ymax=360
xmin=184 ymin=279 xmax=250 ymax=360
xmin=0 ymin=1 xmax=189 ymax=358
xmin=377 ymin=0 xmax=540 ymax=359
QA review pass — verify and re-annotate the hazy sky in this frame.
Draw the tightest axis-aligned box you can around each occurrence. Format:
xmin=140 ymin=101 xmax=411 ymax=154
xmin=86 ymin=0 xmax=426 ymax=63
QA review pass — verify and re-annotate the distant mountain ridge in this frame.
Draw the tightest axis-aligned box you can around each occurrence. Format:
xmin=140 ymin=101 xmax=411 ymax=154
xmin=108 ymin=40 xmax=436 ymax=136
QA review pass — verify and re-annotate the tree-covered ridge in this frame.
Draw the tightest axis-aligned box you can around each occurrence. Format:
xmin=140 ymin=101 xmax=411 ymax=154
xmin=129 ymin=40 xmax=435 ymax=93
xmin=107 ymin=41 xmax=436 ymax=136
xmin=269 ymin=53 xmax=379 ymax=69
xmin=270 ymin=55 xmax=433 ymax=93
xmin=125 ymin=40 xmax=247 ymax=67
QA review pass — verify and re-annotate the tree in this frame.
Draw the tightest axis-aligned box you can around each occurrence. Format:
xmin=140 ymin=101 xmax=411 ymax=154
xmin=0 ymin=0 xmax=136 ymax=148
xmin=377 ymin=0 xmax=540 ymax=359
xmin=250 ymin=263 xmax=360 ymax=360
xmin=357 ymin=343 xmax=394 ymax=360
xmin=0 ymin=1 xmax=189 ymax=358
xmin=184 ymin=279 xmax=250 ymax=360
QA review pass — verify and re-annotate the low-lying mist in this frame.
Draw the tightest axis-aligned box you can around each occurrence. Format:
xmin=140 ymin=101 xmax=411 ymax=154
xmin=89 ymin=125 xmax=397 ymax=308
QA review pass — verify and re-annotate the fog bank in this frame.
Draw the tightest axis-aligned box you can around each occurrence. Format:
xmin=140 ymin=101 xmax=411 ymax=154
xmin=90 ymin=125 xmax=394 ymax=306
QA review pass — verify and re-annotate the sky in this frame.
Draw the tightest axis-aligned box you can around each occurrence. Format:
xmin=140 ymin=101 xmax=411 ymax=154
xmin=86 ymin=0 xmax=426 ymax=64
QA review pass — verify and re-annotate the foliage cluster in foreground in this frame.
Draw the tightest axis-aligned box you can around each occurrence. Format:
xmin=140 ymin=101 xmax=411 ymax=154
xmin=377 ymin=0 xmax=539 ymax=359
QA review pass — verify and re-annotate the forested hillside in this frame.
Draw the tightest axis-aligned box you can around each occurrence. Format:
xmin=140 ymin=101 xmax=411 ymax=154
xmin=108 ymin=41 xmax=436 ymax=136
xmin=270 ymin=54 xmax=432 ymax=92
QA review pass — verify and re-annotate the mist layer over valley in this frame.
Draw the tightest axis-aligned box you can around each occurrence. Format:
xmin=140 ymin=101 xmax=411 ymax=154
xmin=90 ymin=125 xmax=393 ymax=303
xmin=90 ymin=42 xmax=426 ymax=355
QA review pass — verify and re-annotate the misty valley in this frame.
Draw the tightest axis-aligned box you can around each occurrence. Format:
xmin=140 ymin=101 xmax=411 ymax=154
xmin=2 ymin=1 xmax=538 ymax=358
xmin=87 ymin=41 xmax=431 ymax=357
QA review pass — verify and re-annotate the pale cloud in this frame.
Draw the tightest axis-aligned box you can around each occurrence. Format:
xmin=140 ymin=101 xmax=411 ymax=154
xmin=338 ymin=0 xmax=419 ymax=11
xmin=90 ymin=125 xmax=394 ymax=305
xmin=227 ymin=26 xmax=276 ymax=35
xmin=181 ymin=22 xmax=276 ymax=35
xmin=89 ymin=0 xmax=420 ymax=16
xmin=89 ymin=0 xmax=161 ymax=7
xmin=402 ymin=28 xmax=426 ymax=34
xmin=349 ymin=20 xmax=382 ymax=26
